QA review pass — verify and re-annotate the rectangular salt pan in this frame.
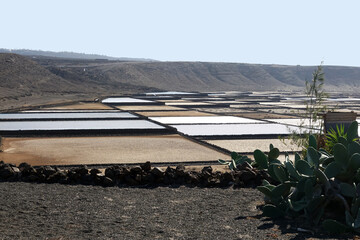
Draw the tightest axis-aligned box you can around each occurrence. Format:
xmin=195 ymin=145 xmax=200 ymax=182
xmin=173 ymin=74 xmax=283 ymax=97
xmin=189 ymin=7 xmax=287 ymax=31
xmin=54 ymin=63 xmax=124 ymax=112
xmin=171 ymin=123 xmax=308 ymax=136
xmin=165 ymin=102 xmax=213 ymax=106
xmin=328 ymin=98 xmax=360 ymax=102
xmin=23 ymin=110 xmax=121 ymax=113
xmin=150 ymin=116 xmax=264 ymax=125
xmin=102 ymin=97 xmax=154 ymax=103
xmin=264 ymin=118 xmax=321 ymax=129
xmin=0 ymin=120 xmax=165 ymax=131
xmin=182 ymin=97 xmax=226 ymax=101
xmin=0 ymin=112 xmax=138 ymax=120
xmin=146 ymin=91 xmax=196 ymax=96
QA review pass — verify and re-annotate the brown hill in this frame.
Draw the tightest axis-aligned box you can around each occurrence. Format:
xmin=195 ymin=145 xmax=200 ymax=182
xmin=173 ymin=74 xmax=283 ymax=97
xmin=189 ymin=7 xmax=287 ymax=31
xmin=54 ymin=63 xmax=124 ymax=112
xmin=0 ymin=48 xmax=155 ymax=61
xmin=0 ymin=54 xmax=160 ymax=110
xmin=36 ymin=57 xmax=360 ymax=93
xmin=1 ymin=53 xmax=360 ymax=109
xmin=0 ymin=54 xmax=72 ymax=98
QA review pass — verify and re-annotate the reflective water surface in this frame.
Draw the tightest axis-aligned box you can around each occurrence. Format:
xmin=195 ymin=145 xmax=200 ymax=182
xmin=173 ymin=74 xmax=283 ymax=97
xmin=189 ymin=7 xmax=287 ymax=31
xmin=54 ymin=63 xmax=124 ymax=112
xmin=150 ymin=116 xmax=264 ymax=124
xmin=171 ymin=123 xmax=308 ymax=136
xmin=0 ymin=112 xmax=137 ymax=120
xmin=0 ymin=120 xmax=165 ymax=131
xmin=102 ymin=97 xmax=154 ymax=103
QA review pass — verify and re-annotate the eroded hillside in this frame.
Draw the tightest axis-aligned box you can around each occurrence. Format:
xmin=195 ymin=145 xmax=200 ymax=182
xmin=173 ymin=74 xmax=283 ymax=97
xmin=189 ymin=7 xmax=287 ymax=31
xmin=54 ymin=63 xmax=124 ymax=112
xmin=37 ymin=57 xmax=360 ymax=92
xmin=1 ymin=53 xmax=360 ymax=110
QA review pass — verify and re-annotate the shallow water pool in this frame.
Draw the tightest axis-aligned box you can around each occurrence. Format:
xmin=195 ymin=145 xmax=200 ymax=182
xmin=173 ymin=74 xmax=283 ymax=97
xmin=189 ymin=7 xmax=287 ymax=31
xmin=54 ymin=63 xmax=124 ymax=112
xmin=0 ymin=120 xmax=165 ymax=131
xmin=171 ymin=123 xmax=307 ymax=136
xmin=150 ymin=116 xmax=264 ymax=125
xmin=0 ymin=112 xmax=137 ymax=120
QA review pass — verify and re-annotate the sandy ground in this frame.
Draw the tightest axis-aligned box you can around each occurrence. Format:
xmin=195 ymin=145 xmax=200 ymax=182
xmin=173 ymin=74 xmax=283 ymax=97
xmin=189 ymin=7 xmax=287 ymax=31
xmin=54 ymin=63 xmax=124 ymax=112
xmin=192 ymin=108 xmax=256 ymax=114
xmin=257 ymin=108 xmax=307 ymax=115
xmin=136 ymin=111 xmax=214 ymax=117
xmin=232 ymin=112 xmax=298 ymax=119
xmin=0 ymin=135 xmax=229 ymax=166
xmin=0 ymin=94 xmax=95 ymax=111
xmin=230 ymin=104 xmax=278 ymax=109
xmin=204 ymin=100 xmax=244 ymax=104
xmin=156 ymin=99 xmax=187 ymax=103
xmin=206 ymin=139 xmax=302 ymax=153
xmin=116 ymin=105 xmax=185 ymax=111
xmin=44 ymin=102 xmax=114 ymax=110
xmin=166 ymin=102 xmax=213 ymax=106
xmin=0 ymin=182 xmax=347 ymax=240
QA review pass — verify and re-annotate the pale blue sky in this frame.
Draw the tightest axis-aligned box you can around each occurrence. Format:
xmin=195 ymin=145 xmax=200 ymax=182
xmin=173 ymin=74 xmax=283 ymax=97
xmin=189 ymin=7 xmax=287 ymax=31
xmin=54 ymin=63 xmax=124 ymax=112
xmin=1 ymin=0 xmax=360 ymax=66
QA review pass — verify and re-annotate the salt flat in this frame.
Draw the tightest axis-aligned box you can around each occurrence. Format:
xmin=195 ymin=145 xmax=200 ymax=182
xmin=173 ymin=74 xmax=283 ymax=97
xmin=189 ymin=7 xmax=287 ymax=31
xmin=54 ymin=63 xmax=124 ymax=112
xmin=150 ymin=116 xmax=264 ymax=125
xmin=172 ymin=123 xmax=303 ymax=136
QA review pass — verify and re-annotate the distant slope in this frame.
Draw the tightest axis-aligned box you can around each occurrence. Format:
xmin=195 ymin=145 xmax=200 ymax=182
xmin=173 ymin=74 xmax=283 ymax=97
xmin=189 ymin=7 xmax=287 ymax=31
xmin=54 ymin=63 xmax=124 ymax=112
xmin=0 ymin=53 xmax=77 ymax=99
xmin=0 ymin=53 xmax=160 ymax=101
xmin=2 ymin=53 xmax=360 ymax=110
xmin=0 ymin=48 xmax=155 ymax=62
xmin=40 ymin=58 xmax=360 ymax=92
xmin=261 ymin=64 xmax=360 ymax=91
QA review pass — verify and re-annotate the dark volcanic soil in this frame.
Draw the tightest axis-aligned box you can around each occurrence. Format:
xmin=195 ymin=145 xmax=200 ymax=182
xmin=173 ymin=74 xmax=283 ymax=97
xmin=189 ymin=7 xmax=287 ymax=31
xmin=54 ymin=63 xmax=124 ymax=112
xmin=0 ymin=182 xmax=351 ymax=240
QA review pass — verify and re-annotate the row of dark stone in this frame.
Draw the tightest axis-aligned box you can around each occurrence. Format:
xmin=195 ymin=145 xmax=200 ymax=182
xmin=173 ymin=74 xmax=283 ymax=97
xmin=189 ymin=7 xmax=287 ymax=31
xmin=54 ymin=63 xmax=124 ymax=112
xmin=0 ymin=161 xmax=272 ymax=188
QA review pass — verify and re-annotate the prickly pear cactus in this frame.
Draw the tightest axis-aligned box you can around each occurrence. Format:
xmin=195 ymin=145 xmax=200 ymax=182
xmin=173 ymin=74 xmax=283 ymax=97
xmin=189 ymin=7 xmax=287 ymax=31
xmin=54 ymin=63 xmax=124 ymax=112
xmin=256 ymin=121 xmax=360 ymax=234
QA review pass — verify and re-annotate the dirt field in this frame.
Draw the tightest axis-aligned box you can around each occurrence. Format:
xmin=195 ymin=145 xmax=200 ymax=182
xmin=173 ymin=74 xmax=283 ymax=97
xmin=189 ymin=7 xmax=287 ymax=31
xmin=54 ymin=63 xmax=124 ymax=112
xmin=116 ymin=105 xmax=185 ymax=111
xmin=231 ymin=112 xmax=298 ymax=119
xmin=136 ymin=110 xmax=214 ymax=117
xmin=206 ymin=139 xmax=301 ymax=153
xmin=192 ymin=108 xmax=257 ymax=114
xmin=0 ymin=94 xmax=96 ymax=112
xmin=166 ymin=102 xmax=213 ymax=106
xmin=0 ymin=135 xmax=229 ymax=166
xmin=0 ymin=182 xmax=347 ymax=240
xmin=45 ymin=102 xmax=114 ymax=110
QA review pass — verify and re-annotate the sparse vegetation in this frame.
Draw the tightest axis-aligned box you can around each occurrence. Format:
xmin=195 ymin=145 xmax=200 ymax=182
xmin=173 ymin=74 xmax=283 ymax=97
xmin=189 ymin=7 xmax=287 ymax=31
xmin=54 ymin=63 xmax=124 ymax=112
xmin=282 ymin=64 xmax=330 ymax=156
xmin=221 ymin=121 xmax=360 ymax=234
xmin=256 ymin=121 xmax=360 ymax=234
xmin=218 ymin=152 xmax=252 ymax=170
xmin=219 ymin=118 xmax=360 ymax=235
xmin=304 ymin=63 xmax=329 ymax=131
xmin=325 ymin=124 xmax=349 ymax=154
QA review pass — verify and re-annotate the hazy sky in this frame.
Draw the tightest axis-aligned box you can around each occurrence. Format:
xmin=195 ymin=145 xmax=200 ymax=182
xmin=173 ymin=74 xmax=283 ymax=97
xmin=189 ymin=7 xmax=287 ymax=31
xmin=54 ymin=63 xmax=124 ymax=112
xmin=1 ymin=0 xmax=360 ymax=66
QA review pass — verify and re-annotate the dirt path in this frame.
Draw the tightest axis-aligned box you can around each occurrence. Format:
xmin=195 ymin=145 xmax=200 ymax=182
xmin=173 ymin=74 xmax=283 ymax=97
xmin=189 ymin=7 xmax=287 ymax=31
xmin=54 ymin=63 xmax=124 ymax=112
xmin=0 ymin=182 xmax=349 ymax=240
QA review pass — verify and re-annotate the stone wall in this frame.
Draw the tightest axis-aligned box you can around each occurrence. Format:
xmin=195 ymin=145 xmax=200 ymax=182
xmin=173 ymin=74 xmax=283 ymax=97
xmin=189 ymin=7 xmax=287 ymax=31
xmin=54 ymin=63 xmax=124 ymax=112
xmin=0 ymin=161 xmax=272 ymax=188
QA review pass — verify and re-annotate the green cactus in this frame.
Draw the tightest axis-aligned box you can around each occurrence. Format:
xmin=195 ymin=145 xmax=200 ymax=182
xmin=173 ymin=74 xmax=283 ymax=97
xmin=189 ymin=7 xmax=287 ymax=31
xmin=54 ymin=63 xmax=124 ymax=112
xmin=307 ymin=146 xmax=320 ymax=168
xmin=322 ymin=208 xmax=360 ymax=234
xmin=254 ymin=149 xmax=268 ymax=169
xmin=256 ymin=121 xmax=360 ymax=234
xmin=324 ymin=161 xmax=342 ymax=178
xmin=262 ymin=204 xmax=285 ymax=218
xmin=284 ymin=160 xmax=300 ymax=181
xmin=325 ymin=124 xmax=347 ymax=153
xmin=268 ymin=147 xmax=280 ymax=161
xmin=295 ymin=160 xmax=313 ymax=176
xmin=218 ymin=121 xmax=360 ymax=234
xmin=218 ymin=152 xmax=252 ymax=170
xmin=322 ymin=219 xmax=352 ymax=234
xmin=272 ymin=164 xmax=288 ymax=183
xmin=309 ymin=134 xmax=317 ymax=149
